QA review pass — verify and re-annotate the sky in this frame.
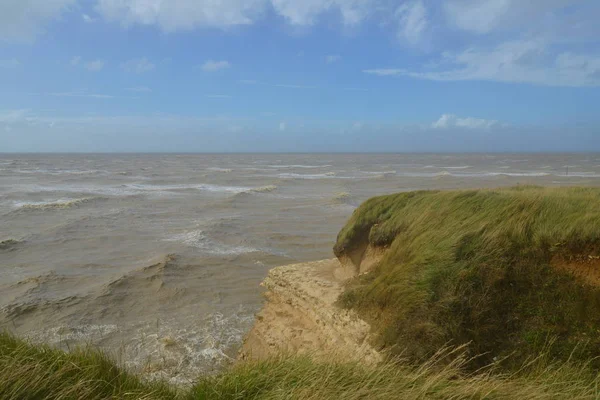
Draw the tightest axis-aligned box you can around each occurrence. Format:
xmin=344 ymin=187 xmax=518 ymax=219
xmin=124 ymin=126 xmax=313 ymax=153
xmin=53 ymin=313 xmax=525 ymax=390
xmin=0 ymin=0 xmax=599 ymax=152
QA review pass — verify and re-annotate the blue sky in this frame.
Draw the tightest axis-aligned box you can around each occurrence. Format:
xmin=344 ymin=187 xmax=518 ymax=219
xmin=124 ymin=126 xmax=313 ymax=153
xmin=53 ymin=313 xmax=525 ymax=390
xmin=0 ymin=0 xmax=599 ymax=152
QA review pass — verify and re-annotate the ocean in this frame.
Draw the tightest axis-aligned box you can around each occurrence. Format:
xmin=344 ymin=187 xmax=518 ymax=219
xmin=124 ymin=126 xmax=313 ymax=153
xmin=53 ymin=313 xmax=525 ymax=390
xmin=1 ymin=153 xmax=600 ymax=384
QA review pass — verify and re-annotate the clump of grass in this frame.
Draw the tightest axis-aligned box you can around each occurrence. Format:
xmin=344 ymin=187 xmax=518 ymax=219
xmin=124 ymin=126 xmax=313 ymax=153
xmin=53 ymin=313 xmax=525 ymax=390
xmin=335 ymin=186 xmax=600 ymax=368
xmin=2 ymin=332 xmax=600 ymax=399
xmin=191 ymin=349 xmax=600 ymax=400
xmin=0 ymin=332 xmax=178 ymax=400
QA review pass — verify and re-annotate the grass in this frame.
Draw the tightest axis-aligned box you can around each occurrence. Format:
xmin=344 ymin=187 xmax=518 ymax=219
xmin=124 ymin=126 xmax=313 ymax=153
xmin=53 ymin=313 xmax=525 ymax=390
xmin=0 ymin=332 xmax=178 ymax=399
xmin=334 ymin=186 xmax=600 ymax=368
xmin=3 ymin=332 xmax=600 ymax=400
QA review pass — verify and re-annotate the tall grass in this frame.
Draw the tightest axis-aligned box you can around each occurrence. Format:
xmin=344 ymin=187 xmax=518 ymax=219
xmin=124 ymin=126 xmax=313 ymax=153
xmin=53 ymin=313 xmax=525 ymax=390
xmin=335 ymin=187 xmax=600 ymax=368
xmin=3 ymin=332 xmax=600 ymax=399
xmin=0 ymin=332 xmax=178 ymax=400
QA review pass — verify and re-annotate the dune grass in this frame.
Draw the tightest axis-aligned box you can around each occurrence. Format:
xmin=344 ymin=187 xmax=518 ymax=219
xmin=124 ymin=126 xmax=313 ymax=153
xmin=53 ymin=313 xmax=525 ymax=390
xmin=334 ymin=186 xmax=600 ymax=368
xmin=3 ymin=331 xmax=600 ymax=400
xmin=0 ymin=332 xmax=178 ymax=400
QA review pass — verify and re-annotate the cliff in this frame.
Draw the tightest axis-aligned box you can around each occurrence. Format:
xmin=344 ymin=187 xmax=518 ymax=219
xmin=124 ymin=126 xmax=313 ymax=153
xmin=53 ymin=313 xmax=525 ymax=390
xmin=239 ymin=259 xmax=381 ymax=364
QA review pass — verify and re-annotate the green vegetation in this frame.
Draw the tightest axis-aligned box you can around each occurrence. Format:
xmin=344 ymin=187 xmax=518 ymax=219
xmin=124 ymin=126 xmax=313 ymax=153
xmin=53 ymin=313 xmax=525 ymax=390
xmin=3 ymin=332 xmax=600 ymax=399
xmin=0 ymin=331 xmax=176 ymax=399
xmin=335 ymin=186 xmax=600 ymax=368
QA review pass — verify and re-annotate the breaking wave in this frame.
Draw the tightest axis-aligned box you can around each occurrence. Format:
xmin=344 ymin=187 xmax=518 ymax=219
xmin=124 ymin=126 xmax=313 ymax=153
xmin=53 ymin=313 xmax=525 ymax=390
xmin=207 ymin=167 xmax=233 ymax=173
xmin=13 ymin=197 xmax=97 ymax=211
xmin=19 ymin=183 xmax=278 ymax=198
xmin=164 ymin=230 xmax=260 ymax=256
xmin=249 ymin=185 xmax=277 ymax=193
xmin=266 ymin=164 xmax=332 ymax=169
xmin=0 ymin=238 xmax=21 ymax=251
xmin=279 ymin=172 xmax=339 ymax=180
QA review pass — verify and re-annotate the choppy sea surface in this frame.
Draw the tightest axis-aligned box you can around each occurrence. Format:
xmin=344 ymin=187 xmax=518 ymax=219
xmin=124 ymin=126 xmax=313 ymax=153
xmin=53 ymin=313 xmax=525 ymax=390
xmin=1 ymin=153 xmax=600 ymax=384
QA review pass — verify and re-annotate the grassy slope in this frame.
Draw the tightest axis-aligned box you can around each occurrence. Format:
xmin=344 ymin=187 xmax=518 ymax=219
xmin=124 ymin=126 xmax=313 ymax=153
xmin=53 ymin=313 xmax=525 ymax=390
xmin=334 ymin=187 xmax=600 ymax=368
xmin=3 ymin=332 xmax=600 ymax=400
xmin=0 ymin=332 xmax=177 ymax=400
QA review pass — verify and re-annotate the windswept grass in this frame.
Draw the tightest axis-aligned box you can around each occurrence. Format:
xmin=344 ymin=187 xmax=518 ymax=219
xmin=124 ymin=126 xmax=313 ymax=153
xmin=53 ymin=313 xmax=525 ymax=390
xmin=334 ymin=186 xmax=600 ymax=368
xmin=0 ymin=332 xmax=178 ymax=400
xmin=3 ymin=332 xmax=600 ymax=400
xmin=191 ymin=349 xmax=600 ymax=400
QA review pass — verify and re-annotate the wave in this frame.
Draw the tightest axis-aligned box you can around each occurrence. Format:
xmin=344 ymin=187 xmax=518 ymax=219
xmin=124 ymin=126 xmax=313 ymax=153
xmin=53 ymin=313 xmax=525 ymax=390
xmin=127 ymin=308 xmax=257 ymax=384
xmin=12 ymin=197 xmax=97 ymax=211
xmin=279 ymin=172 xmax=339 ymax=180
xmin=266 ymin=164 xmax=332 ymax=169
xmin=207 ymin=167 xmax=233 ymax=173
xmin=422 ymin=166 xmax=471 ymax=170
xmin=164 ymin=230 xmax=260 ymax=256
xmin=397 ymin=171 xmax=554 ymax=178
xmin=333 ymin=192 xmax=351 ymax=202
xmin=249 ymin=185 xmax=277 ymax=193
xmin=0 ymin=238 xmax=21 ymax=251
xmin=21 ymin=183 xmax=275 ymax=197
xmin=15 ymin=168 xmax=107 ymax=176
xmin=361 ymin=170 xmax=397 ymax=178
xmin=559 ymin=172 xmax=600 ymax=178
xmin=24 ymin=324 xmax=119 ymax=346
xmin=362 ymin=170 xmax=397 ymax=175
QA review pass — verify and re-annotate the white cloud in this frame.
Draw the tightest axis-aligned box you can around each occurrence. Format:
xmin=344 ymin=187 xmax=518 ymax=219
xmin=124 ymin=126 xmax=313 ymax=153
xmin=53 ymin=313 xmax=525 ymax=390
xmin=432 ymin=114 xmax=499 ymax=130
xmin=85 ymin=59 xmax=105 ymax=71
xmin=82 ymin=13 xmax=95 ymax=23
xmin=96 ymin=0 xmax=266 ymax=31
xmin=443 ymin=0 xmax=512 ymax=34
xmin=0 ymin=58 xmax=20 ymax=68
xmin=271 ymin=0 xmax=372 ymax=26
xmin=126 ymin=86 xmax=152 ymax=93
xmin=279 ymin=121 xmax=286 ymax=131
xmin=395 ymin=0 xmax=427 ymax=46
xmin=122 ymin=57 xmax=155 ymax=73
xmin=364 ymin=39 xmax=600 ymax=87
xmin=70 ymin=56 xmax=106 ymax=72
xmin=274 ymin=84 xmax=317 ymax=89
xmin=95 ymin=0 xmax=375 ymax=32
xmin=0 ymin=109 xmax=30 ymax=123
xmin=239 ymin=79 xmax=259 ymax=84
xmin=201 ymin=60 xmax=231 ymax=72
xmin=363 ymin=68 xmax=405 ymax=76
xmin=47 ymin=91 xmax=115 ymax=99
xmin=442 ymin=0 xmax=576 ymax=35
xmin=0 ymin=0 xmax=77 ymax=42
xmin=326 ymin=54 xmax=341 ymax=64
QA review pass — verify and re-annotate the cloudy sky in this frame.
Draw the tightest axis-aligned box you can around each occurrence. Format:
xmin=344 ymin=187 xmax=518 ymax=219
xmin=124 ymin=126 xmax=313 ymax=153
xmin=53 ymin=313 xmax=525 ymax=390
xmin=1 ymin=0 xmax=599 ymax=152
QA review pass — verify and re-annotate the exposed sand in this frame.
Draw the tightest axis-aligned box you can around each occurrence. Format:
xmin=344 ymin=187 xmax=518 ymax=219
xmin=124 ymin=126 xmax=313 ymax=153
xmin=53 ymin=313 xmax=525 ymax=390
xmin=239 ymin=258 xmax=381 ymax=364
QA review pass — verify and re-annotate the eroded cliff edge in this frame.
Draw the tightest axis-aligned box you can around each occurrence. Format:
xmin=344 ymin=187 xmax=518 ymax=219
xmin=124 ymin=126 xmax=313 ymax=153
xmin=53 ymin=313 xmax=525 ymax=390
xmin=238 ymin=258 xmax=381 ymax=364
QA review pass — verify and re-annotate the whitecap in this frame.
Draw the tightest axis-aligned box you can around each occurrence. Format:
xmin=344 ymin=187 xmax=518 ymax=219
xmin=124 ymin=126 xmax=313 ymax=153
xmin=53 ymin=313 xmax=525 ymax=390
xmin=12 ymin=197 xmax=96 ymax=211
xmin=279 ymin=172 xmax=341 ymax=180
xmin=422 ymin=166 xmax=471 ymax=170
xmin=164 ymin=230 xmax=260 ymax=256
xmin=207 ymin=167 xmax=233 ymax=173
xmin=267 ymin=164 xmax=333 ymax=169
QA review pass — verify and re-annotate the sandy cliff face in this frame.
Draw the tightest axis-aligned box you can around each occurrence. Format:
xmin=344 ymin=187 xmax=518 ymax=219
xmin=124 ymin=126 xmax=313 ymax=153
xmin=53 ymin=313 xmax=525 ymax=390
xmin=239 ymin=258 xmax=381 ymax=364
